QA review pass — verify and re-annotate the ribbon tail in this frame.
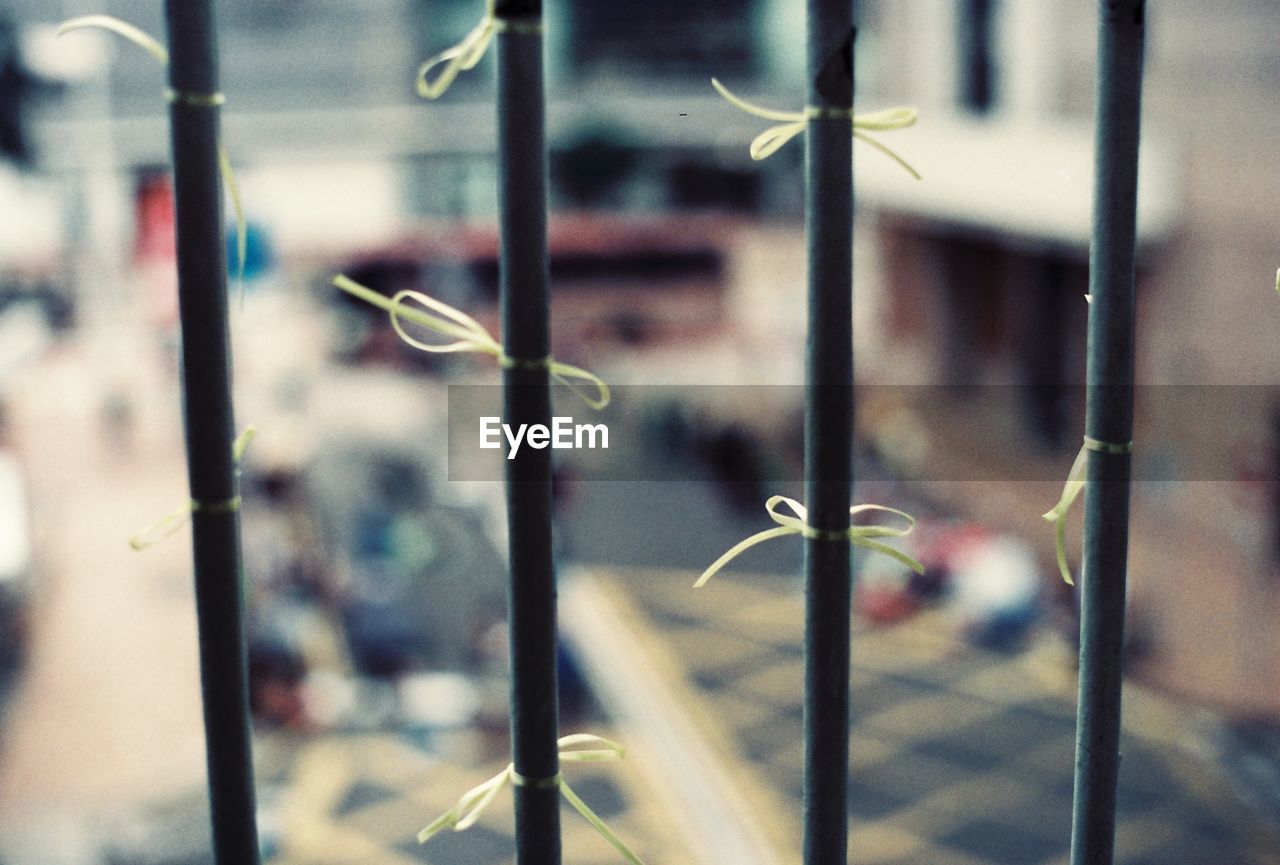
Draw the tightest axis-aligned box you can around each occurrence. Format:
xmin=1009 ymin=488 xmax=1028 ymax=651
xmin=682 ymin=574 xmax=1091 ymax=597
xmin=417 ymin=807 xmax=462 ymax=844
xmin=560 ymin=752 xmax=623 ymax=763
xmin=558 ymin=780 xmax=646 ymax=865
xmin=419 ymin=767 xmax=511 ymax=842
xmin=559 ymin=733 xmax=620 ymax=750
xmin=129 ymin=502 xmax=194 ymax=551
xmin=695 ymin=526 xmax=797 ymax=587
xmin=1042 ymin=444 xmax=1089 ymax=585
xmin=851 ymin=537 xmax=926 ymax=575
xmin=232 ymin=425 xmax=258 ymax=461
xmin=710 ymin=78 xmax=803 ymax=122
xmin=1053 ymin=510 xmax=1074 ymax=586
xmin=710 ymin=78 xmax=807 ymax=160
xmin=218 ymin=143 xmax=246 ymax=308
xmin=852 ymin=130 xmax=921 ymax=180
xmin=57 ymin=15 xmax=169 ymax=64
xmin=452 ymin=771 xmax=508 ymax=831
xmin=548 ymin=362 xmax=611 ymax=410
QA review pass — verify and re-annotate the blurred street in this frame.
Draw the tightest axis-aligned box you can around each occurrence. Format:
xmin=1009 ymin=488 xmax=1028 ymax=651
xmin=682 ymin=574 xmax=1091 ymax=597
xmin=0 ymin=285 xmax=1274 ymax=864
xmin=579 ymin=569 xmax=1280 ymax=865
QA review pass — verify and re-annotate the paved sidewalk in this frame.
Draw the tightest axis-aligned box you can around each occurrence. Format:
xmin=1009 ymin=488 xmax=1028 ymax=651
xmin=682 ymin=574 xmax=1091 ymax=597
xmin=586 ymin=566 xmax=1280 ymax=865
xmin=0 ymin=336 xmax=209 ymax=819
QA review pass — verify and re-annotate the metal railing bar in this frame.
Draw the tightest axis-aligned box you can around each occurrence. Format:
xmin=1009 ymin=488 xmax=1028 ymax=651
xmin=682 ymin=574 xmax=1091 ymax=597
xmin=803 ymin=2 xmax=856 ymax=864
xmin=1071 ymin=2 xmax=1146 ymax=864
xmin=162 ymin=2 xmax=261 ymax=863
xmin=495 ymin=2 xmax=563 ymax=864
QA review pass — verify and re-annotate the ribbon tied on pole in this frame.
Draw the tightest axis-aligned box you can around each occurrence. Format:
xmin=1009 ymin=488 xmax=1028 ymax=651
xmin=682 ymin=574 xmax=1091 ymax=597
xmin=129 ymin=427 xmax=257 ymax=550
xmin=334 ymin=275 xmax=610 ymax=410
xmin=696 ymin=495 xmax=923 ymax=587
xmin=712 ymin=78 xmax=921 ymax=178
xmin=419 ymin=734 xmax=644 ymax=865
xmin=1042 ymin=436 xmax=1133 ymax=585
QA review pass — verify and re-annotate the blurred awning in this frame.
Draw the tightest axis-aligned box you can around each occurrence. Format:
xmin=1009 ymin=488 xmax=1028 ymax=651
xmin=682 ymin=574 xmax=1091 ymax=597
xmin=853 ymin=111 xmax=1180 ymax=253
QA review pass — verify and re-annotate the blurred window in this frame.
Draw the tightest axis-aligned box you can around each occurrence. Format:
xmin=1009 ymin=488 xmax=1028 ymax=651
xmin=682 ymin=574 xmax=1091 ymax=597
xmin=566 ymin=1 xmax=755 ymax=80
xmin=904 ymin=0 xmax=1058 ymax=118
xmin=959 ymin=0 xmax=995 ymax=113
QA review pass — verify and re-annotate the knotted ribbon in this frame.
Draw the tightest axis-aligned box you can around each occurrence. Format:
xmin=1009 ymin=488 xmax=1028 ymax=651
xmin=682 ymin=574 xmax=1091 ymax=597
xmin=695 ymin=495 xmax=923 ymax=587
xmin=711 ymin=78 xmax=921 ymax=178
xmin=129 ymin=427 xmax=257 ymax=550
xmin=419 ymin=734 xmax=644 ymax=865
xmin=1041 ymin=436 xmax=1133 ymax=585
xmin=58 ymin=15 xmax=247 ymax=300
xmin=416 ymin=0 xmax=543 ymax=100
xmin=333 ymin=275 xmax=610 ymax=410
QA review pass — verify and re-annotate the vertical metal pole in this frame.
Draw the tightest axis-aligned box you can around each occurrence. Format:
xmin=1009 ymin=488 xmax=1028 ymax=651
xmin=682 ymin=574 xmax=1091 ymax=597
xmin=804 ymin=2 xmax=855 ymax=865
xmin=1271 ymin=405 xmax=1280 ymax=565
xmin=495 ymin=3 xmax=562 ymax=865
xmin=162 ymin=3 xmax=261 ymax=864
xmin=1071 ymin=2 xmax=1144 ymax=864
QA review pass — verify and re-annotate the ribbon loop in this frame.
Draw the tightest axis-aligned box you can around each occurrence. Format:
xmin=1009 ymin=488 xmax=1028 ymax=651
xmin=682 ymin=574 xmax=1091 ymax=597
xmin=416 ymin=6 xmax=499 ymax=100
xmin=846 ymin=105 xmax=918 ymax=131
xmin=334 ymin=275 xmax=611 ymax=410
xmin=389 ymin=289 xmax=503 ymax=356
xmin=750 ymin=120 xmax=809 ymax=161
xmin=764 ymin=495 xmax=810 ymax=532
xmin=418 ymin=734 xmax=643 ymax=865
xmin=415 ymin=0 xmax=547 ymax=100
xmin=557 ymin=733 xmax=626 ymax=763
xmin=696 ymin=495 xmax=924 ymax=587
xmin=1042 ymin=436 xmax=1133 ymax=585
xmin=712 ymin=78 xmax=921 ymax=178
xmin=128 ymin=503 xmax=198 ymax=551
xmin=547 ymin=361 xmax=611 ymax=411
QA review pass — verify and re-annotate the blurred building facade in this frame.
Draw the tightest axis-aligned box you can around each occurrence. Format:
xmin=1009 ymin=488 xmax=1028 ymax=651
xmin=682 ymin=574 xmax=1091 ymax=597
xmin=866 ymin=0 xmax=1280 ymax=718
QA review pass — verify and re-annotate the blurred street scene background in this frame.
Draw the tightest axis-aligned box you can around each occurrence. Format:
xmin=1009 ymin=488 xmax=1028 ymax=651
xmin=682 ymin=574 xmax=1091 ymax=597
xmin=0 ymin=1 xmax=1278 ymax=863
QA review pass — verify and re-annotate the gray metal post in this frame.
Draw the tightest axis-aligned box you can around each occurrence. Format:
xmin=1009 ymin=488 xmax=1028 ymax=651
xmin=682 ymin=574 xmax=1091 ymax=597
xmin=1071 ymin=1 xmax=1145 ymax=863
xmin=803 ymin=2 xmax=855 ymax=864
xmin=162 ymin=2 xmax=260 ymax=863
xmin=495 ymin=2 xmax=562 ymax=864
